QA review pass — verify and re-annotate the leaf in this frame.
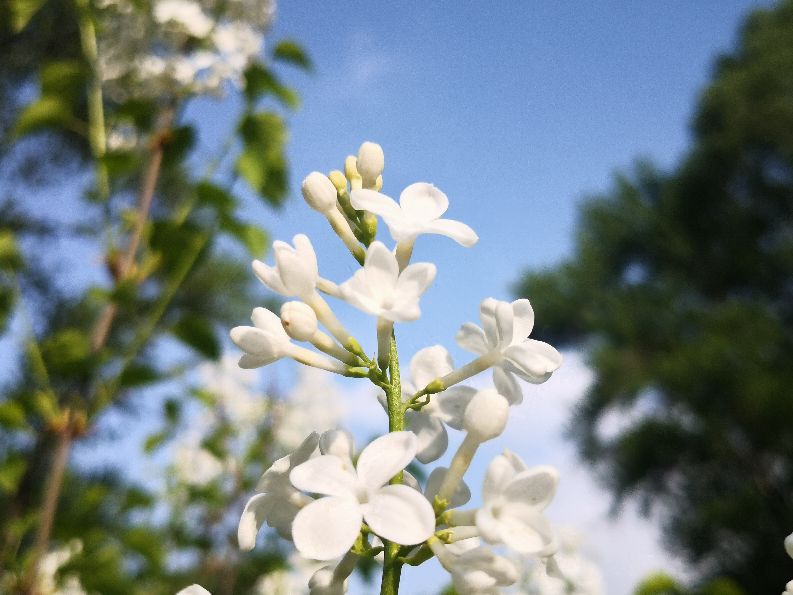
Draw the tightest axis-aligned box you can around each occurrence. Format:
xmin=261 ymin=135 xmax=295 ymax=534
xmin=0 ymin=458 xmax=27 ymax=494
xmin=0 ymin=231 xmax=23 ymax=271
xmin=119 ymin=363 xmax=161 ymax=388
xmin=196 ymin=181 xmax=236 ymax=215
xmin=272 ymin=40 xmax=313 ymax=71
xmin=0 ymin=401 xmax=26 ymax=428
xmin=236 ymin=111 xmax=289 ymax=207
xmin=40 ymin=328 xmax=94 ymax=378
xmin=9 ymin=0 xmax=48 ymax=32
xmin=219 ymin=216 xmax=268 ymax=257
xmin=143 ymin=431 xmax=168 ymax=454
xmin=243 ymin=63 xmax=300 ymax=109
xmin=162 ymin=125 xmax=196 ymax=166
xmin=171 ymin=315 xmax=220 ymax=359
xmin=14 ymin=96 xmax=75 ymax=137
xmin=40 ymin=60 xmax=86 ymax=103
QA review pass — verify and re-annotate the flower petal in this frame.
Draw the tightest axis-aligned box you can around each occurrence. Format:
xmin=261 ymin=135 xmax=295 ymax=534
xmin=238 ymin=493 xmax=272 ymax=550
xmin=455 ymin=322 xmax=489 ymax=355
xmin=364 ymin=484 xmax=435 ymax=545
xmin=275 ymin=236 xmax=317 ymax=297
xmin=251 ymin=306 xmax=289 ymax=338
xmin=350 ymin=189 xmax=402 ymax=219
xmin=423 ymin=218 xmax=479 ymax=247
xmin=498 ymin=504 xmax=557 ymax=556
xmin=493 ymin=367 xmax=522 ymax=405
xmin=289 ymin=455 xmax=358 ymax=498
xmin=393 ymin=263 xmax=436 ymax=305
xmin=363 ymin=241 xmax=399 ymax=304
xmin=319 ymin=429 xmax=355 ymax=461
xmin=479 ymin=298 xmax=513 ymax=349
xmin=230 ymin=326 xmax=279 ymax=357
xmin=503 ymin=466 xmax=559 ymax=510
xmin=425 ymin=467 xmax=471 ymax=508
xmin=398 ymin=182 xmax=448 ymax=221
xmin=510 ymin=299 xmax=535 ymax=341
xmin=293 ymin=234 xmax=319 ymax=278
xmin=238 ymin=353 xmax=276 ymax=368
xmin=406 ymin=412 xmax=448 ymax=464
xmin=252 ymin=260 xmax=288 ymax=295
xmin=410 ymin=345 xmax=454 ymax=389
xmin=482 ymin=451 xmax=526 ymax=503
xmin=176 ymin=585 xmax=212 ymax=595
xmin=434 ymin=386 xmax=477 ymax=430
xmin=502 ymin=340 xmax=562 ymax=382
xmin=356 ymin=431 xmax=417 ymax=489
xmin=292 ymin=496 xmax=362 ymax=560
xmin=475 ymin=506 xmax=502 ymax=544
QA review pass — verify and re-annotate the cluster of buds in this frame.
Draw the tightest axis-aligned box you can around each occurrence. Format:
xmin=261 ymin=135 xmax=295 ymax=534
xmin=181 ymin=142 xmax=567 ymax=594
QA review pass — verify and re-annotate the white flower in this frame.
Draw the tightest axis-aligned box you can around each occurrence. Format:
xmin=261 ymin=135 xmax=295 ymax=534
xmin=280 ymin=301 xmax=319 ymax=342
xmin=463 ymin=389 xmax=510 ymax=441
xmin=302 ymin=172 xmax=338 ymax=213
xmin=289 ymin=432 xmax=435 ymax=560
xmin=350 ymin=183 xmax=478 ymax=247
xmin=274 ymin=369 xmax=343 ymax=452
xmin=238 ymin=433 xmax=318 ymax=546
xmin=176 ymin=586 xmax=211 ymax=595
xmin=173 ymin=443 xmax=224 ymax=486
xmin=339 ymin=241 xmax=436 ymax=322
xmin=198 ymin=355 xmax=265 ymax=429
xmin=786 ymin=532 xmax=793 ymax=559
xmin=457 ymin=298 xmax=562 ymax=390
xmin=378 ymin=346 xmax=474 ymax=463
xmin=153 ymin=0 xmax=214 ymax=38
xmin=356 ymin=141 xmax=384 ymax=187
xmin=253 ymin=234 xmax=319 ymax=299
xmin=476 ymin=452 xmax=559 ymax=556
xmin=451 ymin=546 xmax=519 ymax=595
xmin=230 ymin=307 xmax=346 ymax=373
xmin=425 ymin=467 xmax=471 ymax=509
xmin=527 ymin=529 xmax=603 ymax=595
xmin=308 ymin=566 xmax=346 ymax=595
xmin=786 ymin=580 xmax=793 ymax=595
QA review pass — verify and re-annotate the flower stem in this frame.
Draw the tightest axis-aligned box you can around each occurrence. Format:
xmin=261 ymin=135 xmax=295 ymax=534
xmin=381 ymin=330 xmax=404 ymax=595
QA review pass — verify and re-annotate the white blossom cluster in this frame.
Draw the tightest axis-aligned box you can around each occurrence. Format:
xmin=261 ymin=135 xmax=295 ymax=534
xmin=94 ymin=0 xmax=274 ymax=102
xmin=178 ymin=142 xmax=568 ymax=594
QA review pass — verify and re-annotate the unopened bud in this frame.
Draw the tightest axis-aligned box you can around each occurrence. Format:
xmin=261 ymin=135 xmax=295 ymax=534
xmin=786 ymin=533 xmax=793 ymax=559
xmin=375 ymin=175 xmax=383 ymax=191
xmin=344 ymin=155 xmax=362 ymax=190
xmin=319 ymin=429 xmax=355 ymax=460
xmin=357 ymin=141 xmax=384 ymax=187
xmin=328 ymin=170 xmax=347 ymax=193
xmin=463 ymin=389 xmax=509 ymax=441
xmin=280 ymin=301 xmax=318 ymax=341
xmin=301 ymin=172 xmax=337 ymax=213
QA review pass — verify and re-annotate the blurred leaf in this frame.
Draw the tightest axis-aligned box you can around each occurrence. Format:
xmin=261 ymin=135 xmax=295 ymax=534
xmin=243 ymin=63 xmax=300 ymax=109
xmin=195 ymin=181 xmax=236 ymax=215
xmin=9 ymin=0 xmax=48 ymax=32
xmin=0 ymin=457 xmax=27 ymax=493
xmin=219 ymin=215 xmax=268 ymax=257
xmin=163 ymin=398 xmax=181 ymax=424
xmin=40 ymin=327 xmax=94 ymax=377
xmin=143 ymin=431 xmax=168 ymax=453
xmin=0 ymin=230 xmax=23 ymax=270
xmin=14 ymin=96 xmax=76 ymax=137
xmin=272 ymin=40 xmax=312 ymax=71
xmin=119 ymin=363 xmax=160 ymax=388
xmin=162 ymin=125 xmax=196 ymax=166
xmin=236 ymin=111 xmax=289 ymax=207
xmin=171 ymin=315 xmax=220 ymax=359
xmin=40 ymin=60 xmax=85 ymax=102
xmin=0 ymin=400 xmax=26 ymax=428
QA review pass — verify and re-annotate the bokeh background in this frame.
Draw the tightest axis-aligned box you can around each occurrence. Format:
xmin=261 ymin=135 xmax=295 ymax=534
xmin=1 ymin=1 xmax=791 ymax=593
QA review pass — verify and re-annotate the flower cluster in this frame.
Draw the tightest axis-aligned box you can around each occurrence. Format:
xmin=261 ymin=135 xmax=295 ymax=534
xmin=95 ymin=0 xmax=274 ymax=101
xmin=179 ymin=142 xmax=566 ymax=594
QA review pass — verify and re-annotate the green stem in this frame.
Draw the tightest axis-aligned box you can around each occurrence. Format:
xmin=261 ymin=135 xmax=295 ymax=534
xmin=380 ymin=331 xmax=404 ymax=595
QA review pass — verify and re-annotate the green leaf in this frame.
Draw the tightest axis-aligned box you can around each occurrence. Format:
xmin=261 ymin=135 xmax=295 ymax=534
xmin=40 ymin=60 xmax=86 ymax=103
xmin=272 ymin=40 xmax=313 ymax=71
xmin=162 ymin=125 xmax=196 ymax=166
xmin=171 ymin=315 xmax=220 ymax=359
xmin=163 ymin=398 xmax=181 ymax=424
xmin=236 ymin=111 xmax=289 ymax=207
xmin=0 ymin=458 xmax=27 ymax=494
xmin=9 ymin=0 xmax=48 ymax=32
xmin=243 ymin=63 xmax=300 ymax=108
xmin=14 ymin=96 xmax=75 ymax=137
xmin=0 ymin=231 xmax=23 ymax=271
xmin=196 ymin=181 xmax=236 ymax=215
xmin=143 ymin=431 xmax=168 ymax=453
xmin=220 ymin=216 xmax=268 ymax=257
xmin=40 ymin=328 xmax=94 ymax=378
xmin=119 ymin=363 xmax=161 ymax=388
xmin=0 ymin=401 xmax=26 ymax=428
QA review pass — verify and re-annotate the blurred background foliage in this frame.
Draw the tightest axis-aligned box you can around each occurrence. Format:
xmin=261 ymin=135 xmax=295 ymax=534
xmin=0 ymin=0 xmax=311 ymax=591
xmin=517 ymin=2 xmax=793 ymax=593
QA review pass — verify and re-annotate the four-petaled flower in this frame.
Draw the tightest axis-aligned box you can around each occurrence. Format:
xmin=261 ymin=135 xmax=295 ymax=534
xmin=351 ymin=183 xmax=478 ymax=247
xmin=339 ymin=241 xmax=436 ymax=322
xmin=476 ymin=451 xmax=559 ymax=556
xmin=252 ymin=234 xmax=319 ymax=299
xmin=289 ymin=431 xmax=435 ymax=560
xmin=238 ymin=433 xmax=318 ymax=547
xmin=457 ymin=298 xmax=562 ymax=392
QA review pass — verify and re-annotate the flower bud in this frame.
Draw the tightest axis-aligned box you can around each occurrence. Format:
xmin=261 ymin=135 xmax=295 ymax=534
xmin=319 ymin=429 xmax=355 ymax=461
xmin=280 ymin=301 xmax=318 ymax=341
xmin=344 ymin=155 xmax=362 ymax=190
xmin=786 ymin=532 xmax=793 ymax=559
xmin=357 ymin=141 xmax=384 ymax=186
xmin=301 ymin=172 xmax=337 ymax=213
xmin=328 ymin=170 xmax=347 ymax=193
xmin=463 ymin=389 xmax=509 ymax=441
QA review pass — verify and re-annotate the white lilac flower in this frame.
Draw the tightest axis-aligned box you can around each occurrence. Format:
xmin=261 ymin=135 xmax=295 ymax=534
xmin=527 ymin=529 xmax=603 ymax=595
xmin=289 ymin=431 xmax=435 ymax=560
xmin=198 ymin=355 xmax=266 ymax=429
xmin=230 ymin=307 xmax=347 ymax=374
xmin=176 ymin=586 xmax=211 ymax=595
xmin=786 ymin=532 xmax=793 ymax=558
xmin=456 ymin=298 xmax=562 ymax=391
xmin=350 ymin=183 xmax=478 ymax=247
xmin=425 ymin=467 xmax=471 ymax=509
xmin=356 ymin=141 xmax=385 ymax=188
xmin=377 ymin=346 xmax=475 ymax=463
xmin=173 ymin=443 xmax=224 ymax=486
xmin=338 ymin=241 xmax=436 ymax=322
xmin=476 ymin=452 xmax=559 ymax=556
xmin=451 ymin=547 xmax=519 ymax=595
xmin=253 ymin=234 xmax=319 ymax=299
xmin=238 ymin=433 xmax=318 ymax=546
xmin=153 ymin=0 xmax=214 ymax=37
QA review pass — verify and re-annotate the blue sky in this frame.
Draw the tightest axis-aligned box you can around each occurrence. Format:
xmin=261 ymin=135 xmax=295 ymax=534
xmin=10 ymin=1 xmax=775 ymax=593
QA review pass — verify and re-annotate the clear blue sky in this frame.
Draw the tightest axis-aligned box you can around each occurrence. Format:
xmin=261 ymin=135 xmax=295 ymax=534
xmin=64 ymin=1 xmax=775 ymax=593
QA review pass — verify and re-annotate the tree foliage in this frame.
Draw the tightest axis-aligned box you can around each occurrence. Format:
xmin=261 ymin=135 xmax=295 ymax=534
xmin=517 ymin=2 xmax=793 ymax=593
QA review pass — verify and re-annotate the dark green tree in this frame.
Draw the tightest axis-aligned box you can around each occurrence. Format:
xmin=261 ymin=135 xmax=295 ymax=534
xmin=516 ymin=2 xmax=793 ymax=593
